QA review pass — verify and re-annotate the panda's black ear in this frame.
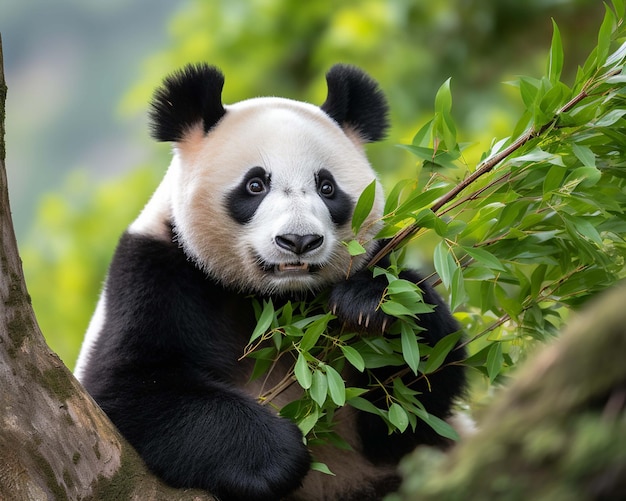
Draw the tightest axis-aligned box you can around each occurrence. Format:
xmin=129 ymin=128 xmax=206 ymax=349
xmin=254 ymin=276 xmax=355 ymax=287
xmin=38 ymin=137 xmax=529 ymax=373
xmin=320 ymin=64 xmax=389 ymax=143
xmin=149 ymin=63 xmax=226 ymax=142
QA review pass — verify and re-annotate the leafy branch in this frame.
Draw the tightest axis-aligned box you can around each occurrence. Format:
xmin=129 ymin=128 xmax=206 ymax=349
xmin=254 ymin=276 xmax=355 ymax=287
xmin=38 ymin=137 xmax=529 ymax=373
xmin=369 ymin=36 xmax=626 ymax=267
xmin=245 ymin=0 xmax=626 ymax=458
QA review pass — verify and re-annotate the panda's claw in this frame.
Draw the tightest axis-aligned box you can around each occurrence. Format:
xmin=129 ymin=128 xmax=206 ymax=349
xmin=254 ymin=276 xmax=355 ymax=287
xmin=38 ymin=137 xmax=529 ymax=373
xmin=381 ymin=317 xmax=389 ymax=333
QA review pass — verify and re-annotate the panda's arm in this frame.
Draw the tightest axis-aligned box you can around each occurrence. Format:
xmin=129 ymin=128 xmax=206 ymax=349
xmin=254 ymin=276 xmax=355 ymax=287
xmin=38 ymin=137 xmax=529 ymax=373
xmin=328 ymin=243 xmax=467 ymax=458
xmin=329 ymin=246 xmax=457 ymax=340
xmin=81 ymin=231 xmax=310 ymax=500
xmin=102 ymin=372 xmax=310 ymax=501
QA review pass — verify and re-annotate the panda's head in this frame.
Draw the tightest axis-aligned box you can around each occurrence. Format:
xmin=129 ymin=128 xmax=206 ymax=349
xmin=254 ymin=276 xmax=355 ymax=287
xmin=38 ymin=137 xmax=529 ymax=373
xmin=135 ymin=63 xmax=389 ymax=295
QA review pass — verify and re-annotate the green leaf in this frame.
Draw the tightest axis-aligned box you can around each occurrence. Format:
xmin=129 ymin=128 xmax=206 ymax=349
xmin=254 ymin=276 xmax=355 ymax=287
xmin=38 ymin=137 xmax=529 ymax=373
xmin=565 ymin=166 xmax=602 ymax=189
xmin=384 ymin=179 xmax=413 ymax=215
xmin=414 ymin=408 xmax=460 ymax=441
xmin=539 ymin=81 xmax=569 ymax=116
xmin=388 ymin=403 xmax=410 ymax=433
xmin=571 ymin=143 xmax=596 ymax=168
xmin=543 ymin=165 xmax=566 ymax=197
xmin=519 ymin=76 xmax=540 ymax=109
xmin=340 ymin=345 xmax=365 ymax=372
xmin=547 ymin=20 xmax=564 ymax=85
xmin=400 ymin=322 xmax=421 ymax=375
xmin=435 ymin=77 xmax=453 ymax=115
xmin=352 ymin=179 xmax=378 ymax=234
xmin=412 ymin=119 xmax=434 ymax=147
xmin=401 ymin=145 xmax=461 ymax=170
xmin=423 ymin=330 xmax=463 ymax=374
xmin=611 ymin=0 xmax=625 ymax=20
xmin=324 ymin=366 xmax=346 ymax=406
xmin=381 ymin=300 xmax=416 ymax=318
xmin=462 ymin=245 xmax=507 ymax=272
xmin=394 ymin=185 xmax=450 ymax=217
xmin=511 ymin=147 xmax=564 ymax=166
xmin=598 ymin=4 xmax=617 ymax=66
xmin=486 ymin=342 xmax=503 ymax=383
xmin=294 ymin=352 xmax=312 ymax=389
xmin=595 ymin=109 xmax=626 ymax=126
xmin=310 ymin=369 xmax=328 ymax=407
xmin=279 ymin=301 xmax=293 ymax=325
xmin=300 ymin=314 xmax=330 ymax=351
xmin=605 ymin=40 xmax=626 ymax=67
xmin=348 ymin=396 xmax=385 ymax=416
xmin=433 ymin=241 xmax=456 ymax=289
xmin=450 ymin=266 xmax=466 ymax=312
xmin=297 ymin=407 xmax=319 ymax=436
xmin=434 ymin=78 xmax=456 ymax=149
xmin=250 ymin=299 xmax=274 ymax=343
xmin=345 ymin=239 xmax=367 ymax=256
xmin=311 ymin=462 xmax=335 ymax=476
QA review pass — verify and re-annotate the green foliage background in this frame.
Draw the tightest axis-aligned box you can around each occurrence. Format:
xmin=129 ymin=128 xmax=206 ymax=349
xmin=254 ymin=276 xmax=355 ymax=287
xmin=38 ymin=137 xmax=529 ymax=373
xmin=21 ymin=0 xmax=613 ymax=389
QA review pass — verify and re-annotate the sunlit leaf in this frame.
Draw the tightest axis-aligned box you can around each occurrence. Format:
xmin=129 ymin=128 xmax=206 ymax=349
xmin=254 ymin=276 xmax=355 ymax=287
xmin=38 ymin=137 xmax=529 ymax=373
xmin=434 ymin=241 xmax=456 ymax=290
xmin=352 ymin=179 xmax=378 ymax=234
xmin=250 ymin=299 xmax=274 ymax=343
xmin=345 ymin=240 xmax=367 ymax=256
xmin=548 ymin=20 xmax=564 ymax=84
xmin=598 ymin=4 xmax=617 ymax=66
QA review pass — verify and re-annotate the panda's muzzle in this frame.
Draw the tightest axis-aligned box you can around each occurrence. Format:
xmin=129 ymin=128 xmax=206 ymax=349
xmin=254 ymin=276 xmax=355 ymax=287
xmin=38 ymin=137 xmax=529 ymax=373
xmin=257 ymin=234 xmax=324 ymax=274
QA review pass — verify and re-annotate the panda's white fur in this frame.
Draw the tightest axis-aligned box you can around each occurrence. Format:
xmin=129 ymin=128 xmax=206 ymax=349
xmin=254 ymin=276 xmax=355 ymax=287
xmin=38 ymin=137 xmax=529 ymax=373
xmin=76 ymin=64 xmax=467 ymax=501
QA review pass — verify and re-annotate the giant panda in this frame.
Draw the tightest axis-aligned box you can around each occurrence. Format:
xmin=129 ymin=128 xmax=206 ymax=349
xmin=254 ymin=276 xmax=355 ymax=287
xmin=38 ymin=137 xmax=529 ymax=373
xmin=75 ymin=63 xmax=467 ymax=501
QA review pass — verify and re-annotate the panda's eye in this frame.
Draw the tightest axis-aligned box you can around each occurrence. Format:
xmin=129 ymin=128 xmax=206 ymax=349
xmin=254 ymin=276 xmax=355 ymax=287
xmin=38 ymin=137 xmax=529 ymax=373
xmin=246 ymin=178 xmax=267 ymax=195
xmin=319 ymin=180 xmax=335 ymax=198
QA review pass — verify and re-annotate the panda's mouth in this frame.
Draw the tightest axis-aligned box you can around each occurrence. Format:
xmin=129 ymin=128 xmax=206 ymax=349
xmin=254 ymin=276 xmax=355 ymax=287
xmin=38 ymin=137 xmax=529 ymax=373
xmin=258 ymin=260 xmax=321 ymax=274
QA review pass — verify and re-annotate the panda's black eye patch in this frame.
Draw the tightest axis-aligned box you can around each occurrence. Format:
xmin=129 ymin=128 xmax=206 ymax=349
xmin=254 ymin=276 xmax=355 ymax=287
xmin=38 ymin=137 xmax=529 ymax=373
xmin=316 ymin=169 xmax=352 ymax=226
xmin=226 ymin=166 xmax=270 ymax=224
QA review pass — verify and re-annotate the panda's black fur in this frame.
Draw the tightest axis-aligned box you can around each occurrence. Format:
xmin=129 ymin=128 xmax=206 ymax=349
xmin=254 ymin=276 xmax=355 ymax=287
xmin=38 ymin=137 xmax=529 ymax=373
xmin=76 ymin=64 xmax=467 ymax=501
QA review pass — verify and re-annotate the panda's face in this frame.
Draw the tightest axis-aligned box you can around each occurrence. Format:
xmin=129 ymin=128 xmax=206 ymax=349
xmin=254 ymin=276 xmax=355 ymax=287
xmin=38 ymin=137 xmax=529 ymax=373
xmin=169 ymin=98 xmax=384 ymax=295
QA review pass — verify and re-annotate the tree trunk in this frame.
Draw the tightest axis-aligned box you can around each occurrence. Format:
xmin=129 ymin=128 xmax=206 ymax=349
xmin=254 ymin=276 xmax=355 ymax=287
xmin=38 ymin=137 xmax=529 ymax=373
xmin=0 ymin=34 xmax=214 ymax=501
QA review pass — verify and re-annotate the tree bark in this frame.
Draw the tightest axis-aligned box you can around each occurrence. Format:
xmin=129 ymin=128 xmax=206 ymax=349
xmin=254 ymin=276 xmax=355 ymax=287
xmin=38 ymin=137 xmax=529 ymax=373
xmin=0 ymin=34 xmax=214 ymax=501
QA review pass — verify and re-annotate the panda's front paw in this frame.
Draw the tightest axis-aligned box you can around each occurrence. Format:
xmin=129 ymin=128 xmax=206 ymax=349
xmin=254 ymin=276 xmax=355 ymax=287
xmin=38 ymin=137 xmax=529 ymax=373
xmin=214 ymin=416 xmax=310 ymax=501
xmin=329 ymin=275 xmax=393 ymax=334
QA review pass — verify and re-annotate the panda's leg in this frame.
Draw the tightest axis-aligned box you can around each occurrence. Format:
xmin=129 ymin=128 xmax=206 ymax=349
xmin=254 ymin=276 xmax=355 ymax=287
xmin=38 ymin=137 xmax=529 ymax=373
xmin=103 ymin=381 xmax=310 ymax=501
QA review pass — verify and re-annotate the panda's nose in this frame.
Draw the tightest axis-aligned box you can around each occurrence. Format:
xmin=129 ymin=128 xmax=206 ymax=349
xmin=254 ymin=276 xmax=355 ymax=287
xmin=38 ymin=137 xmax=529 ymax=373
xmin=275 ymin=234 xmax=324 ymax=255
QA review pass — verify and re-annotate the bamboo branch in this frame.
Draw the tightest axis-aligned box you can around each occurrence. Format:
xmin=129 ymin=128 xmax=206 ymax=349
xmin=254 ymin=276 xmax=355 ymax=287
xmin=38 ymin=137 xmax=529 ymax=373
xmin=367 ymin=68 xmax=622 ymax=268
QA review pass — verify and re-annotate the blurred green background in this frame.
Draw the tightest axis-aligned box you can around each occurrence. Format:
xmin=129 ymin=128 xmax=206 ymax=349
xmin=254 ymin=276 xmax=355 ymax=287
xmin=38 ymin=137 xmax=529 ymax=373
xmin=2 ymin=0 xmax=605 ymax=369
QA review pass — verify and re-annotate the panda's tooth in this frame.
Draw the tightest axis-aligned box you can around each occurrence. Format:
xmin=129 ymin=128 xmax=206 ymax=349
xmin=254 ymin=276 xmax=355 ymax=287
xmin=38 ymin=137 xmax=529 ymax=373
xmin=277 ymin=263 xmax=310 ymax=272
